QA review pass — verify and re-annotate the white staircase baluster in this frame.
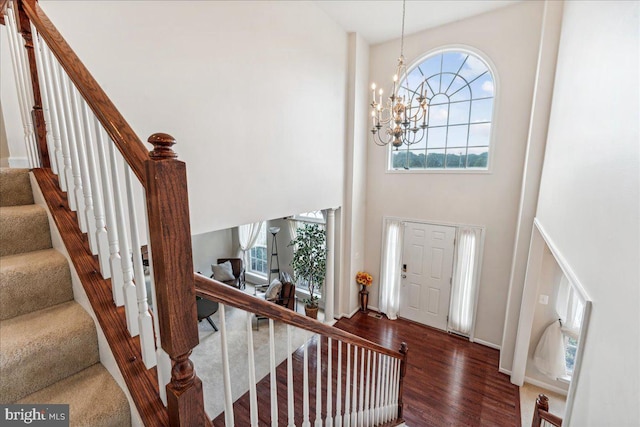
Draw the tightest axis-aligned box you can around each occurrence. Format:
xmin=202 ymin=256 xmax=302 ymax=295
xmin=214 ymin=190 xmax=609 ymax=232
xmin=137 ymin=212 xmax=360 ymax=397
xmin=269 ymin=319 xmax=278 ymax=427
xmin=303 ymin=340 xmax=311 ymax=427
xmin=369 ymin=351 xmax=377 ymax=424
xmin=374 ymin=353 xmax=382 ymax=425
xmin=364 ymin=350 xmax=371 ymax=427
xmin=93 ymin=121 xmax=123 ymax=299
xmin=351 ymin=346 xmax=358 ymax=427
xmin=246 ymin=312 xmax=259 ymax=426
xmin=326 ymin=337 xmax=333 ymax=427
xmin=385 ymin=356 xmax=393 ymax=422
xmin=335 ymin=340 xmax=342 ymax=427
xmin=68 ymin=85 xmax=98 ymax=253
xmin=358 ymin=347 xmax=365 ymax=426
xmin=287 ymin=325 xmax=295 ymax=427
xmin=344 ymin=343 xmax=351 ymax=427
xmin=315 ymin=336 xmax=322 ymax=427
xmin=125 ymin=166 xmax=156 ymax=368
xmin=108 ymin=142 xmax=137 ymax=336
xmin=38 ymin=41 xmax=64 ymax=182
xmin=80 ymin=100 xmax=110 ymax=277
xmin=219 ymin=304 xmax=234 ymax=426
xmin=139 ymin=196 xmax=170 ymax=405
xmin=58 ymin=68 xmax=84 ymax=215
xmin=380 ymin=356 xmax=388 ymax=423
xmin=393 ymin=358 xmax=400 ymax=417
xmin=30 ymin=29 xmax=57 ymax=174
xmin=48 ymin=52 xmax=74 ymax=196
xmin=6 ymin=7 xmax=37 ymax=169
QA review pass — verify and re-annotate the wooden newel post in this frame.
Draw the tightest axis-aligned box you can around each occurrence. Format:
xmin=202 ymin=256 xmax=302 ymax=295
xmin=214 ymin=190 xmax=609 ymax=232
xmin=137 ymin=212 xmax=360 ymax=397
xmin=145 ymin=133 xmax=206 ymax=426
xmin=15 ymin=0 xmax=50 ymax=168
xmin=532 ymin=394 xmax=549 ymax=427
xmin=397 ymin=342 xmax=409 ymax=420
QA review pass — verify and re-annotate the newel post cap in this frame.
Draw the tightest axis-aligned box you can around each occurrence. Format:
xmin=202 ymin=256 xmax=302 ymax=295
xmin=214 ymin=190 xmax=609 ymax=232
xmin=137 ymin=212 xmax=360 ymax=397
xmin=149 ymin=133 xmax=178 ymax=159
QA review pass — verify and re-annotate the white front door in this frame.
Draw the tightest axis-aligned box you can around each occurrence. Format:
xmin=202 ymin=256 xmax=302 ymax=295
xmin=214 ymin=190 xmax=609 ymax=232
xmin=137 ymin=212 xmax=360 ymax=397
xmin=399 ymin=222 xmax=456 ymax=331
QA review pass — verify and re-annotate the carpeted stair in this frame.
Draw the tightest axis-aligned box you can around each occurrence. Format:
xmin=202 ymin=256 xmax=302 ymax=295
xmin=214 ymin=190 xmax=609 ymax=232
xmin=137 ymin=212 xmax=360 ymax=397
xmin=0 ymin=168 xmax=130 ymax=426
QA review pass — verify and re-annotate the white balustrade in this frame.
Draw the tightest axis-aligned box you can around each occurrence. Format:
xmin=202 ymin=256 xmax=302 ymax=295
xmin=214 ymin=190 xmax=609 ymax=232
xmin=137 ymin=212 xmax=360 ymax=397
xmin=93 ymin=121 xmax=124 ymax=294
xmin=315 ymin=337 xmax=322 ymax=427
xmin=219 ymin=304 xmax=234 ymax=426
xmin=125 ymin=166 xmax=156 ymax=368
xmin=48 ymin=52 xmax=74 ymax=197
xmin=80 ymin=100 xmax=110 ymax=276
xmin=108 ymin=142 xmax=137 ymax=336
xmin=58 ymin=67 xmax=84 ymax=214
xmin=5 ymin=6 xmax=38 ymax=168
xmin=336 ymin=340 xmax=343 ymax=427
xmin=344 ymin=343 xmax=351 ymax=427
xmin=38 ymin=40 xmax=64 ymax=185
xmin=68 ymin=85 xmax=98 ymax=252
xmin=287 ymin=325 xmax=295 ymax=427
xmin=326 ymin=337 xmax=333 ymax=427
xmin=364 ymin=350 xmax=371 ymax=427
xmin=351 ymin=346 xmax=358 ymax=426
xmin=358 ymin=348 xmax=365 ymax=426
xmin=269 ymin=319 xmax=278 ymax=427
xmin=30 ymin=28 xmax=57 ymax=174
xmin=246 ymin=312 xmax=259 ymax=426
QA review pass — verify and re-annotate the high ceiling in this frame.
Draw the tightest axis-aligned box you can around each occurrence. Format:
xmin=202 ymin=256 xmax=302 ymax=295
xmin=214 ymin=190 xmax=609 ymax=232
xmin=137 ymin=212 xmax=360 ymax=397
xmin=314 ymin=0 xmax=521 ymax=45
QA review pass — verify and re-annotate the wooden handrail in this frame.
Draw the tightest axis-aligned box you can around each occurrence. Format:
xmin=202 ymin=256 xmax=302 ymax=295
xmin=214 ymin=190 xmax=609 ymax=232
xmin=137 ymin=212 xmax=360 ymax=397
xmin=194 ymin=273 xmax=405 ymax=360
xmin=532 ymin=394 xmax=563 ymax=427
xmin=19 ymin=0 xmax=149 ymax=184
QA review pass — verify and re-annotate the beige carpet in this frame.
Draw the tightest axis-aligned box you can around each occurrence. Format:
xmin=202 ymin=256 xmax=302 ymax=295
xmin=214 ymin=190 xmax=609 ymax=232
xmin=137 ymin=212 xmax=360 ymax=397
xmin=191 ymin=295 xmax=314 ymax=420
xmin=520 ymin=383 xmax=566 ymax=426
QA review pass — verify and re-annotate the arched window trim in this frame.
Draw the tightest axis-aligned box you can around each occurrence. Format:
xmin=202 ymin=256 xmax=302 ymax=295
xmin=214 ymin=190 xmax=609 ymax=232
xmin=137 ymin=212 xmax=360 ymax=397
xmin=385 ymin=45 xmax=499 ymax=174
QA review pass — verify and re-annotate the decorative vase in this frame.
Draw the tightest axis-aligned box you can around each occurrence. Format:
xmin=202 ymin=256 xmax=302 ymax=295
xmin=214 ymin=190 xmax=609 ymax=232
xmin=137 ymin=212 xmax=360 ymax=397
xmin=305 ymin=305 xmax=319 ymax=319
xmin=359 ymin=286 xmax=369 ymax=313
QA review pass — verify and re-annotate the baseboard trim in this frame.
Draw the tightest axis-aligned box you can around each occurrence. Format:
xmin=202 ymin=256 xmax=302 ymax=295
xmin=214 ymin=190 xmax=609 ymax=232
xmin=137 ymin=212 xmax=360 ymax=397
xmin=473 ymin=338 xmax=501 ymax=350
xmin=524 ymin=376 xmax=569 ymax=396
xmin=499 ymin=367 xmax=513 ymax=376
xmin=9 ymin=156 xmax=28 ymax=168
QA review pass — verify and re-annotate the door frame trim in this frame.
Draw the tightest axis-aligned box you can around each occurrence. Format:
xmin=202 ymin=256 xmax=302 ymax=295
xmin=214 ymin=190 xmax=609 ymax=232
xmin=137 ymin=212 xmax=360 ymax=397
xmin=381 ymin=216 xmax=486 ymax=341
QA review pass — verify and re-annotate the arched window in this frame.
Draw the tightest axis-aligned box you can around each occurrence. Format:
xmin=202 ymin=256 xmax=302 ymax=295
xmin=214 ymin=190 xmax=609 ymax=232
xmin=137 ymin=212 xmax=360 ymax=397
xmin=390 ymin=50 xmax=495 ymax=171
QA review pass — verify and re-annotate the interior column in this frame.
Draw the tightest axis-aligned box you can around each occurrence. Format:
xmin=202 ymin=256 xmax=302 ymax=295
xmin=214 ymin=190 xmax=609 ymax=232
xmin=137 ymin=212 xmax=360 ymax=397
xmin=324 ymin=208 xmax=335 ymax=323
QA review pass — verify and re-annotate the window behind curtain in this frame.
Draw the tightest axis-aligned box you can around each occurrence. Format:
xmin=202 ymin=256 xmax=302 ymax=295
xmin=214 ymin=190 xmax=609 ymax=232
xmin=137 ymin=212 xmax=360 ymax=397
xmin=448 ymin=227 xmax=483 ymax=336
xmin=248 ymin=225 xmax=267 ymax=275
xmin=390 ymin=50 xmax=495 ymax=171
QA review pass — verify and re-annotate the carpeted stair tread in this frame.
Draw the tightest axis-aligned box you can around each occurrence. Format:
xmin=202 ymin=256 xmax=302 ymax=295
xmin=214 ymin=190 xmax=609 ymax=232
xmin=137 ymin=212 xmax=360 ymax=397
xmin=17 ymin=363 xmax=131 ymax=427
xmin=0 ymin=301 xmax=99 ymax=402
xmin=0 ymin=204 xmax=52 ymax=257
xmin=0 ymin=168 xmax=34 ymax=207
xmin=0 ymin=248 xmax=73 ymax=320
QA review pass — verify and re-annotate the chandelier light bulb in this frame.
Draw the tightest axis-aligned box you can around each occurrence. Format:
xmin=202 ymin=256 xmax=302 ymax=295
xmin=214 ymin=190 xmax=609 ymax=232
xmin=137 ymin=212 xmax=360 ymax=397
xmin=371 ymin=83 xmax=376 ymax=90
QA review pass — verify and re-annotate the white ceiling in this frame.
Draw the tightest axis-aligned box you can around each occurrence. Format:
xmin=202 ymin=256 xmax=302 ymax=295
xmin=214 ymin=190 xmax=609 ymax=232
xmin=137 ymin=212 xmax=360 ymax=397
xmin=314 ymin=0 xmax=521 ymax=45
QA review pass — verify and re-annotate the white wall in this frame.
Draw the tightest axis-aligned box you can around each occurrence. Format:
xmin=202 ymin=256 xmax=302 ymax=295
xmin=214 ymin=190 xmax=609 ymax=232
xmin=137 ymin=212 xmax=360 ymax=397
xmin=28 ymin=0 xmax=347 ymax=235
xmin=534 ymin=1 xmax=639 ymax=424
xmin=365 ymin=1 xmax=544 ymax=346
xmin=191 ymin=229 xmax=233 ymax=277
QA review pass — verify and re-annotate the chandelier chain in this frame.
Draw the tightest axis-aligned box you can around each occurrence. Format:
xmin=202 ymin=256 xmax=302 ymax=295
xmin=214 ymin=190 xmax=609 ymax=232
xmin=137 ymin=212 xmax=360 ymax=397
xmin=400 ymin=0 xmax=406 ymax=58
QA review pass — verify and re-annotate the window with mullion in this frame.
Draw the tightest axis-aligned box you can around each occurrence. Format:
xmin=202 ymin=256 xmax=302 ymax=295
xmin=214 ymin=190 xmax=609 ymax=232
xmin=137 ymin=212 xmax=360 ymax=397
xmin=389 ymin=50 xmax=495 ymax=171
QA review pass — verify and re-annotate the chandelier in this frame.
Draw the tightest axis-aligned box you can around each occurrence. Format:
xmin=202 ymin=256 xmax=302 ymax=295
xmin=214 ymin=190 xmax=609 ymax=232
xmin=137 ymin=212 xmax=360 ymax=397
xmin=370 ymin=0 xmax=429 ymax=149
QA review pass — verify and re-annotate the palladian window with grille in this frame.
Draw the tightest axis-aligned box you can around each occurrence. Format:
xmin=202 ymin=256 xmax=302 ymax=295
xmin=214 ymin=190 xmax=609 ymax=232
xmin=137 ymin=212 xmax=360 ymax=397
xmin=390 ymin=50 xmax=495 ymax=171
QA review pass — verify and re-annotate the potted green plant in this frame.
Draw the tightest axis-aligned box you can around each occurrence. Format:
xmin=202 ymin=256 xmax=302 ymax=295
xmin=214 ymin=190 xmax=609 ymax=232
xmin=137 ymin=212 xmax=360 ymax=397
xmin=289 ymin=223 xmax=326 ymax=319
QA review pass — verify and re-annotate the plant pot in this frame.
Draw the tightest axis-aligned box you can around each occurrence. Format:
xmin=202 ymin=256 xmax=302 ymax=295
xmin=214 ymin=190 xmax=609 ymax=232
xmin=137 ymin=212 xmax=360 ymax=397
xmin=305 ymin=305 xmax=319 ymax=319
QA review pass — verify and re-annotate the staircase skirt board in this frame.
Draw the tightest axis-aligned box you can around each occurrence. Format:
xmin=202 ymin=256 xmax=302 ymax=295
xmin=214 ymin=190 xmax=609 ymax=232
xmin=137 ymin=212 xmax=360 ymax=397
xmin=0 ymin=168 xmax=131 ymax=426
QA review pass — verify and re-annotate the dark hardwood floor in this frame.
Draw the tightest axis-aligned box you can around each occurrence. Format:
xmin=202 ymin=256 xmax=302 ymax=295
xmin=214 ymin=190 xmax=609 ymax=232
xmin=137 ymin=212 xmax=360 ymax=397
xmin=211 ymin=312 xmax=520 ymax=426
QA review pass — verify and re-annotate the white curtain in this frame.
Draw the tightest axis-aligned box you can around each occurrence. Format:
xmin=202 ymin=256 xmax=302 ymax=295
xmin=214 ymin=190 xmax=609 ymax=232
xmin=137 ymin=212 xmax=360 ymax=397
xmin=533 ymin=320 xmax=567 ymax=379
xmin=238 ymin=222 xmax=264 ymax=266
xmin=448 ymin=227 xmax=482 ymax=336
xmin=556 ymin=276 xmax=584 ymax=339
xmin=379 ymin=219 xmax=404 ymax=320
